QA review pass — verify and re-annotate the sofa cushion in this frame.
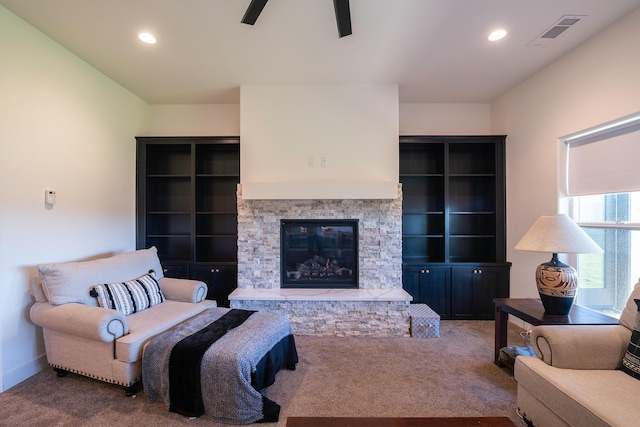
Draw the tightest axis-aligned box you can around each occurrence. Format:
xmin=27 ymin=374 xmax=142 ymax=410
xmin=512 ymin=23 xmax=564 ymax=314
xmin=38 ymin=247 xmax=164 ymax=306
xmin=515 ymin=356 xmax=640 ymax=426
xmin=619 ymin=278 xmax=640 ymax=330
xmin=622 ymin=299 xmax=640 ymax=379
xmin=116 ymin=299 xmax=217 ymax=363
xmin=92 ymin=273 xmax=165 ymax=316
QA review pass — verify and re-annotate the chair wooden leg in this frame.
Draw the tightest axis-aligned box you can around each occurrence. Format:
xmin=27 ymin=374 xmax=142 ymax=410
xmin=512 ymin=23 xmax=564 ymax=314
xmin=124 ymin=382 xmax=139 ymax=397
xmin=53 ymin=367 xmax=68 ymax=377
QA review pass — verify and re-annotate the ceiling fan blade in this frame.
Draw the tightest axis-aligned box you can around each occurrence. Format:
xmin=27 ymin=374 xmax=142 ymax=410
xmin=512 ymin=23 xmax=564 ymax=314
xmin=333 ymin=0 xmax=352 ymax=37
xmin=241 ymin=0 xmax=269 ymax=25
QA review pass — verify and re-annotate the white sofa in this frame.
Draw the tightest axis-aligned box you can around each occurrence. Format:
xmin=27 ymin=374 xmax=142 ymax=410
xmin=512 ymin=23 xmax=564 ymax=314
xmin=515 ymin=280 xmax=640 ymax=426
xmin=30 ymin=247 xmax=217 ymax=394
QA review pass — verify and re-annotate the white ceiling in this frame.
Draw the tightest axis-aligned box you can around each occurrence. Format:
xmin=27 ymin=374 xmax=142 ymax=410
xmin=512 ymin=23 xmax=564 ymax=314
xmin=2 ymin=0 xmax=639 ymax=105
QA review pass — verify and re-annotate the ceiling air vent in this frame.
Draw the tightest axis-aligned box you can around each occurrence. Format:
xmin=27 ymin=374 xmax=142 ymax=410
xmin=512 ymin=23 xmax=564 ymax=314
xmin=528 ymin=15 xmax=586 ymax=47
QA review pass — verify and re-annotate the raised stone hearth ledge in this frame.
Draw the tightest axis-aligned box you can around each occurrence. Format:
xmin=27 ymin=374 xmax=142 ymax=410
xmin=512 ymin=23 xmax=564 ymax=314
xmin=229 ymin=288 xmax=412 ymax=337
xmin=229 ymin=288 xmax=412 ymax=301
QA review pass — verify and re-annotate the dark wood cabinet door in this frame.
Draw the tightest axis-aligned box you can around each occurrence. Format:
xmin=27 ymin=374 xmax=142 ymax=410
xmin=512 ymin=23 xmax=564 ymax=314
xmin=419 ymin=266 xmax=450 ymax=319
xmin=210 ymin=265 xmax=238 ymax=308
xmin=189 ymin=264 xmax=237 ymax=307
xmin=403 ymin=265 xmax=450 ymax=319
xmin=161 ymin=264 xmax=190 ymax=279
xmin=402 ymin=265 xmax=422 ymax=303
xmin=451 ymin=265 xmax=510 ymax=319
xmin=472 ymin=266 xmax=508 ymax=318
xmin=450 ymin=267 xmax=476 ymax=319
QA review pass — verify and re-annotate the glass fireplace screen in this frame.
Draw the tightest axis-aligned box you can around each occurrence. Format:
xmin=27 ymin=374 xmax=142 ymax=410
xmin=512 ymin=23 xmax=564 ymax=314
xmin=280 ymin=219 xmax=358 ymax=288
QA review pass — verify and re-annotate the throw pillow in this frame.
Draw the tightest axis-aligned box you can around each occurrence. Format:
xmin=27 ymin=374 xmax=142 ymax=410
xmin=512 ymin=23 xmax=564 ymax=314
xmin=619 ymin=278 xmax=640 ymax=330
xmin=39 ymin=246 xmax=165 ymax=306
xmin=92 ymin=272 xmax=165 ymax=316
xmin=621 ymin=298 xmax=640 ymax=379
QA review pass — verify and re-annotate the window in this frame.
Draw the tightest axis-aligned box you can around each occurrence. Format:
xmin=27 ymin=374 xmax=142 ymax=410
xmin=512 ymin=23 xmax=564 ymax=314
xmin=564 ymin=112 xmax=640 ymax=317
xmin=572 ymin=192 xmax=640 ymax=316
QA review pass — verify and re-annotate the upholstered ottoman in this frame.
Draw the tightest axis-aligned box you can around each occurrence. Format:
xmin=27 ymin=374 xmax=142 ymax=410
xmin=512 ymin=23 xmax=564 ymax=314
xmin=410 ymin=303 xmax=440 ymax=338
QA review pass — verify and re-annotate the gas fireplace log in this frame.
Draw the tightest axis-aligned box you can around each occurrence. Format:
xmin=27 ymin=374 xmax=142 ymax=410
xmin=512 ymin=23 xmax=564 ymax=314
xmin=287 ymin=255 xmax=352 ymax=280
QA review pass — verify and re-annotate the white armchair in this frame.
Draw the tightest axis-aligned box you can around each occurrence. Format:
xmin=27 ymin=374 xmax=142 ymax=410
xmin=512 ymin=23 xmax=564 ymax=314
xmin=514 ymin=279 xmax=640 ymax=426
xmin=30 ymin=247 xmax=217 ymax=395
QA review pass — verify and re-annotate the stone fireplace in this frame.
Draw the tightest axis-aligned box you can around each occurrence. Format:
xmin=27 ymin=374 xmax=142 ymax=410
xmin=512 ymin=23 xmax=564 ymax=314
xmin=229 ymin=184 xmax=412 ymax=337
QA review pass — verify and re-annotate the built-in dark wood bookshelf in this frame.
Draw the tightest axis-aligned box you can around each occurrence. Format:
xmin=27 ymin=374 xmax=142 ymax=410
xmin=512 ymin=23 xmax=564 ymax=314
xmin=136 ymin=136 xmax=239 ymax=306
xmin=136 ymin=134 xmax=509 ymax=313
xmin=400 ymin=136 xmax=510 ymax=319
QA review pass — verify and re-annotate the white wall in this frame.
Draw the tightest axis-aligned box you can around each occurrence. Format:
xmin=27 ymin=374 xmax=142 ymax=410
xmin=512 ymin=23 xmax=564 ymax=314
xmin=400 ymin=103 xmax=491 ymax=135
xmin=240 ymin=85 xmax=400 ymax=199
xmin=139 ymin=104 xmax=240 ymax=137
xmin=141 ymin=102 xmax=492 ymax=138
xmin=492 ymin=7 xmax=640 ymax=299
xmin=0 ymin=6 xmax=148 ymax=391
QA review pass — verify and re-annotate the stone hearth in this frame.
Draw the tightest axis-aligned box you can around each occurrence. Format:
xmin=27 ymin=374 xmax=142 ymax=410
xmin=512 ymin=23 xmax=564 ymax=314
xmin=229 ymin=184 xmax=412 ymax=337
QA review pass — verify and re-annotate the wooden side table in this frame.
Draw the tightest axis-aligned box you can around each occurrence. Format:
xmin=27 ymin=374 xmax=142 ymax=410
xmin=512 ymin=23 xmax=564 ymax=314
xmin=493 ymin=298 xmax=618 ymax=367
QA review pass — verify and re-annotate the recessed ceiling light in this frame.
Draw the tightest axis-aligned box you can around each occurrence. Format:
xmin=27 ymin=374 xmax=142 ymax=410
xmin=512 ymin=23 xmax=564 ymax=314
xmin=138 ymin=32 xmax=157 ymax=44
xmin=488 ymin=29 xmax=507 ymax=42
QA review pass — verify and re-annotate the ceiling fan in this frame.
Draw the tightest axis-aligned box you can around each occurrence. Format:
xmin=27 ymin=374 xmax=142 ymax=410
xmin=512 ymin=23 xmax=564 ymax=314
xmin=241 ymin=0 xmax=353 ymax=38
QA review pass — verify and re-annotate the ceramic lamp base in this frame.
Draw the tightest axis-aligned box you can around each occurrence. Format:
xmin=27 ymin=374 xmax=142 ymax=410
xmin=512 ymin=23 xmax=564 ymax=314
xmin=535 ymin=254 xmax=578 ymax=315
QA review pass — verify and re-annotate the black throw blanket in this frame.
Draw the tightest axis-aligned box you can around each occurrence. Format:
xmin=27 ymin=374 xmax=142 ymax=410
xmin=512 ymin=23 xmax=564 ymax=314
xmin=168 ymin=309 xmax=255 ymax=417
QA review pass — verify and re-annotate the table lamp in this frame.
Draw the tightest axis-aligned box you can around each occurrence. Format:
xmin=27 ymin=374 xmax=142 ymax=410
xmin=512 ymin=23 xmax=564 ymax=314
xmin=515 ymin=214 xmax=603 ymax=315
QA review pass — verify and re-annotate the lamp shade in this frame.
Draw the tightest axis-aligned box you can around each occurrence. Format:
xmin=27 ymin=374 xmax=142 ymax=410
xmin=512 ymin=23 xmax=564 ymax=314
xmin=514 ymin=214 xmax=603 ymax=254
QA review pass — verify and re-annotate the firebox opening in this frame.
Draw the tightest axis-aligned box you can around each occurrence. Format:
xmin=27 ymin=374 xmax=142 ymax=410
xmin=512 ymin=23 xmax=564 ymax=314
xmin=281 ymin=219 xmax=359 ymax=288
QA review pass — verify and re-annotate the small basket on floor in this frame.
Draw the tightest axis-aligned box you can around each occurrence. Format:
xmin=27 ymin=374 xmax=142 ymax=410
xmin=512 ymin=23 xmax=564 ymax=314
xmin=410 ymin=303 xmax=440 ymax=338
xmin=499 ymin=345 xmax=537 ymax=370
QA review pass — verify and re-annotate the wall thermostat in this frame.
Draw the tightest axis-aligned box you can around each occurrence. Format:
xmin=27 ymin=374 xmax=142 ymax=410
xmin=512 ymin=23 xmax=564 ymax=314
xmin=45 ymin=189 xmax=56 ymax=205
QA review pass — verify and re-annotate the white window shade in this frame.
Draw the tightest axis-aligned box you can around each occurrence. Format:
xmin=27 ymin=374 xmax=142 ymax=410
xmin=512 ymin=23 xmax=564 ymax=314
xmin=566 ymin=115 xmax=640 ymax=196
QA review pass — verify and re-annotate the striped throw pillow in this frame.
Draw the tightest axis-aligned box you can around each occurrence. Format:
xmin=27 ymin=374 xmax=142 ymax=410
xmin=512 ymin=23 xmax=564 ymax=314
xmin=622 ymin=299 xmax=640 ymax=380
xmin=92 ymin=272 xmax=165 ymax=316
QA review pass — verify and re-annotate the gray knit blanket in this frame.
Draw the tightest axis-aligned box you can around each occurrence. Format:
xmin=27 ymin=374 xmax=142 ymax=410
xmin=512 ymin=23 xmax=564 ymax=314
xmin=142 ymin=307 xmax=295 ymax=424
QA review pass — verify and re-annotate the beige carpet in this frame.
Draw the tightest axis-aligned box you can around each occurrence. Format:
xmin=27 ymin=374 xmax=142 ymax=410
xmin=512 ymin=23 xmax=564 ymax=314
xmin=0 ymin=320 xmax=528 ymax=426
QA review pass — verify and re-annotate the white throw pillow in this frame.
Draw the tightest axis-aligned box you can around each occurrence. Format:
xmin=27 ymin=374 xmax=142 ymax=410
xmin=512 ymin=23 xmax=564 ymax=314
xmin=38 ymin=247 xmax=164 ymax=305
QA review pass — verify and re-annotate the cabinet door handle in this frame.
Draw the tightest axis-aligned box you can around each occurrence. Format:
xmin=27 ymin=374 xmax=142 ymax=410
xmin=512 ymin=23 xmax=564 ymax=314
xmin=211 ymin=268 xmax=219 ymax=273
xmin=473 ymin=269 xmax=482 ymax=274
xmin=420 ymin=269 xmax=430 ymax=274
xmin=163 ymin=268 xmax=168 ymax=273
